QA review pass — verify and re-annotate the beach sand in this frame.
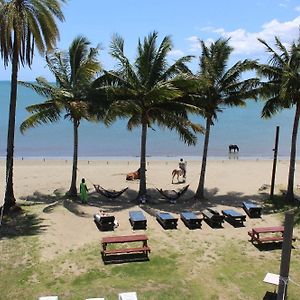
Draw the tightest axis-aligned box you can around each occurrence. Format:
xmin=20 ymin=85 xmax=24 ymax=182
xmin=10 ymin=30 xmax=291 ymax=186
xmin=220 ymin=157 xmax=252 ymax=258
xmin=0 ymin=158 xmax=299 ymax=261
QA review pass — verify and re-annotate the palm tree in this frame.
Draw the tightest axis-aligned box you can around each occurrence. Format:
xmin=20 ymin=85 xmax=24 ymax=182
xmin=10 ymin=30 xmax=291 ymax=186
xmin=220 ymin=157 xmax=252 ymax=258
xmin=94 ymin=31 xmax=202 ymax=198
xmin=20 ymin=36 xmax=101 ymax=197
xmin=192 ymin=38 xmax=258 ymax=199
xmin=256 ymin=36 xmax=300 ymax=202
xmin=0 ymin=0 xmax=66 ymax=211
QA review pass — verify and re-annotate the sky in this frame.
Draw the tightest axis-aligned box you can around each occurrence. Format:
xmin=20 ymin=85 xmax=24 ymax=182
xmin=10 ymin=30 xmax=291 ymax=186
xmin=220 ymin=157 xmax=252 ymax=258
xmin=1 ymin=0 xmax=300 ymax=81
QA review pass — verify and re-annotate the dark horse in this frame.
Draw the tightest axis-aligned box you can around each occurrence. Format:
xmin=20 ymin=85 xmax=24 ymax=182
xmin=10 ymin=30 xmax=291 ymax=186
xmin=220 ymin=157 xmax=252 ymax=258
xmin=229 ymin=144 xmax=239 ymax=152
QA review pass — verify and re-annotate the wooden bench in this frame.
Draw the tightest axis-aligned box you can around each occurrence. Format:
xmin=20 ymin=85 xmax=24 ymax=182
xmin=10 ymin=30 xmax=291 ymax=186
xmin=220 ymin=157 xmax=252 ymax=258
xmin=101 ymin=234 xmax=150 ymax=259
xmin=103 ymin=246 xmax=151 ymax=255
xmin=248 ymin=226 xmax=285 ymax=244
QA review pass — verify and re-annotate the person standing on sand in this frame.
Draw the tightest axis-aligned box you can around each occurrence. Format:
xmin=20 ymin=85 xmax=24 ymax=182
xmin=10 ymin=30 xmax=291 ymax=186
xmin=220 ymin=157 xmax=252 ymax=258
xmin=80 ymin=178 xmax=88 ymax=204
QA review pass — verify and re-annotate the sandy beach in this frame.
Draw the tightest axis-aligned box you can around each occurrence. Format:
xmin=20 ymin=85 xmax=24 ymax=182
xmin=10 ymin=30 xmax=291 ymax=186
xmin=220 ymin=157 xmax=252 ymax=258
xmin=1 ymin=158 xmax=300 ymax=299
xmin=1 ymin=158 xmax=299 ymax=260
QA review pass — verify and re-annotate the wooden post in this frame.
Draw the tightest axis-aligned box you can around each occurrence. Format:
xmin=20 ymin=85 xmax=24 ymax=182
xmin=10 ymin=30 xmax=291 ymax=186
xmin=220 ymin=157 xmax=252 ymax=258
xmin=270 ymin=126 xmax=280 ymax=199
xmin=277 ymin=212 xmax=294 ymax=300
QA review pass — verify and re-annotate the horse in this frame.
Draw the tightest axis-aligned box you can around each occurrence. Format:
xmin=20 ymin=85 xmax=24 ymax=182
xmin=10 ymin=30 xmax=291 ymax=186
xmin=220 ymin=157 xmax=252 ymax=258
xmin=126 ymin=168 xmax=141 ymax=181
xmin=172 ymin=168 xmax=185 ymax=183
xmin=229 ymin=144 xmax=239 ymax=152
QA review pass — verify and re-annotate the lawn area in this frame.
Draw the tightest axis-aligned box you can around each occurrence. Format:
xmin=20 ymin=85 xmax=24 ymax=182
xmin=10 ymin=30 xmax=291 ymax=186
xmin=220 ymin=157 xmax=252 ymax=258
xmin=1 ymin=204 xmax=300 ymax=300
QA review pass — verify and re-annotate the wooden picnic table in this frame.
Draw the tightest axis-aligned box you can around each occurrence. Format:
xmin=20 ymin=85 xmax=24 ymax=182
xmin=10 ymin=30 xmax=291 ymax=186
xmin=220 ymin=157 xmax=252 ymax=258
xmin=202 ymin=209 xmax=225 ymax=227
xmin=248 ymin=226 xmax=284 ymax=244
xmin=101 ymin=234 xmax=150 ymax=257
xmin=242 ymin=201 xmax=262 ymax=218
xmin=222 ymin=209 xmax=246 ymax=226
xmin=156 ymin=212 xmax=178 ymax=229
xmin=129 ymin=211 xmax=147 ymax=230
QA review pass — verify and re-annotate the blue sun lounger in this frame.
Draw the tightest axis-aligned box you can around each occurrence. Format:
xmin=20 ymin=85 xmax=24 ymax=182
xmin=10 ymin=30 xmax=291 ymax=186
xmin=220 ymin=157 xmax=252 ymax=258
xmin=129 ymin=211 xmax=147 ymax=230
xmin=156 ymin=212 xmax=178 ymax=229
xmin=180 ymin=212 xmax=202 ymax=229
xmin=222 ymin=209 xmax=246 ymax=226
xmin=242 ymin=201 xmax=262 ymax=218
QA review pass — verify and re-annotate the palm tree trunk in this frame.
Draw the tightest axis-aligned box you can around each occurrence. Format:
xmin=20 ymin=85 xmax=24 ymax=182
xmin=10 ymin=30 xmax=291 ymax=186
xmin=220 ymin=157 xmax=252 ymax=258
xmin=195 ymin=117 xmax=211 ymax=199
xmin=67 ymin=119 xmax=79 ymax=197
xmin=285 ymin=103 xmax=300 ymax=202
xmin=4 ymin=37 xmax=19 ymax=211
xmin=139 ymin=119 xmax=147 ymax=197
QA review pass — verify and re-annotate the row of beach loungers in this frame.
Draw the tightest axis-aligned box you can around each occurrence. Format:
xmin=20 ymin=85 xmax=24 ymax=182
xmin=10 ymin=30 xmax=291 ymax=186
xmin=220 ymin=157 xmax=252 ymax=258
xmin=94 ymin=201 xmax=262 ymax=231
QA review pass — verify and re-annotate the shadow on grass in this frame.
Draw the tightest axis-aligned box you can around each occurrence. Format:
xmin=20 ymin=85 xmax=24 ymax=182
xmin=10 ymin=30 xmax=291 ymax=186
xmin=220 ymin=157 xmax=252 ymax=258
xmin=263 ymin=195 xmax=300 ymax=226
xmin=0 ymin=211 xmax=47 ymax=239
xmin=102 ymin=253 xmax=149 ymax=265
xmin=252 ymin=242 xmax=284 ymax=252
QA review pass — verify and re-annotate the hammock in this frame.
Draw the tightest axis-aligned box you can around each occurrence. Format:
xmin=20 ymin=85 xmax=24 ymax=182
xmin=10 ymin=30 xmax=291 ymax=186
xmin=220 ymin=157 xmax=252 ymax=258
xmin=156 ymin=184 xmax=189 ymax=202
xmin=93 ymin=185 xmax=128 ymax=199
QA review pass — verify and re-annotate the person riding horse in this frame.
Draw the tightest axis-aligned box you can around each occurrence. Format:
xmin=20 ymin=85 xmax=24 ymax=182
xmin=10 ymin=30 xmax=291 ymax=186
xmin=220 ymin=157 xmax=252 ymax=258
xmin=178 ymin=158 xmax=187 ymax=178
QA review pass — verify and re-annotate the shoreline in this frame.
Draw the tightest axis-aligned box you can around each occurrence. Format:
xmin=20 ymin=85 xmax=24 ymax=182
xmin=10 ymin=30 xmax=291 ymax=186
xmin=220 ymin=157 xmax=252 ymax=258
xmin=0 ymin=155 xmax=296 ymax=161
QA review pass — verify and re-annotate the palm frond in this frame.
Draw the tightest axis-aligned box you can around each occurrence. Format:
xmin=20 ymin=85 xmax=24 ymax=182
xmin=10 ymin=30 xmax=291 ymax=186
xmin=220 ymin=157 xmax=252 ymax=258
xmin=20 ymin=106 xmax=61 ymax=133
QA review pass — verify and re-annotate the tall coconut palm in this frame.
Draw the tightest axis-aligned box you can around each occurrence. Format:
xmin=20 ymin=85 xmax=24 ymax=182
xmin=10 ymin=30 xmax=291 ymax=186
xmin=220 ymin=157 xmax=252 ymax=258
xmin=0 ymin=0 xmax=66 ymax=211
xmin=192 ymin=38 xmax=258 ymax=199
xmin=20 ymin=36 xmax=101 ymax=197
xmin=94 ymin=31 xmax=202 ymax=198
xmin=256 ymin=36 xmax=300 ymax=202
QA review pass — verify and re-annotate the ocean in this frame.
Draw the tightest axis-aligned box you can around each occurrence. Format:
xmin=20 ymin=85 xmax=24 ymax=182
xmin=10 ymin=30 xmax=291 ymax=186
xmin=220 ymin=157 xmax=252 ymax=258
xmin=0 ymin=80 xmax=296 ymax=159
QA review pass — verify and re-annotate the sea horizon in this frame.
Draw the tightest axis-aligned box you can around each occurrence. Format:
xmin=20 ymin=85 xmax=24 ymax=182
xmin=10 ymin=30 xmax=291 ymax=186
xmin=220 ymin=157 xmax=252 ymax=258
xmin=0 ymin=80 xmax=298 ymax=159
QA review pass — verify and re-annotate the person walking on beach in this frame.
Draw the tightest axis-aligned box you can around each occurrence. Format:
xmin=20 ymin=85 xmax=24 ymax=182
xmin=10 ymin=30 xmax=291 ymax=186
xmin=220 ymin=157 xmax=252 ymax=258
xmin=178 ymin=158 xmax=187 ymax=179
xmin=80 ymin=178 xmax=88 ymax=204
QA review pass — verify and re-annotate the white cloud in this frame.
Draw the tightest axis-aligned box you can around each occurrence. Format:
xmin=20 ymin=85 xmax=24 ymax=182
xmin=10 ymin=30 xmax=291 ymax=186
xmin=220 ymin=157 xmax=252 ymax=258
xmin=186 ymin=36 xmax=201 ymax=52
xmin=168 ymin=49 xmax=184 ymax=57
xmin=188 ymin=16 xmax=300 ymax=56
xmin=295 ymin=5 xmax=300 ymax=11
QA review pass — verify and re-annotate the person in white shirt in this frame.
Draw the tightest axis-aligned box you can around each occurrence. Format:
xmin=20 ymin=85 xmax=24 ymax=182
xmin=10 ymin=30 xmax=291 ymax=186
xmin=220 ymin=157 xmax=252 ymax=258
xmin=178 ymin=158 xmax=187 ymax=178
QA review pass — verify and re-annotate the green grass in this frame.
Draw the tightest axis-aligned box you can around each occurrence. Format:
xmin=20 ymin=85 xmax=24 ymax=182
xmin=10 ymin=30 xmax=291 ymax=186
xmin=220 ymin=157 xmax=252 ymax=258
xmin=1 ymin=207 xmax=300 ymax=299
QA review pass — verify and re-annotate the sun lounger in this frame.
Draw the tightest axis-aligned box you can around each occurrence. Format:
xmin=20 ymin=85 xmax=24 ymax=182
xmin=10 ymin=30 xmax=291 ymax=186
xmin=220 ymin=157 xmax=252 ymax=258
xmin=180 ymin=211 xmax=202 ymax=229
xmin=242 ymin=201 xmax=262 ymax=218
xmin=129 ymin=211 xmax=147 ymax=230
xmin=39 ymin=297 xmax=58 ymax=300
xmin=94 ymin=215 xmax=115 ymax=231
xmin=202 ymin=208 xmax=225 ymax=227
xmin=156 ymin=212 xmax=178 ymax=229
xmin=118 ymin=292 xmax=138 ymax=300
xmin=222 ymin=209 xmax=246 ymax=226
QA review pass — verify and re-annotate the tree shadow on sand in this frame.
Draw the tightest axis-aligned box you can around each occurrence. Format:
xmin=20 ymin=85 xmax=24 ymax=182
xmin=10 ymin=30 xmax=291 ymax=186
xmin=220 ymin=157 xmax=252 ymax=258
xmin=19 ymin=187 xmax=140 ymax=218
xmin=140 ymin=186 xmax=264 ymax=216
xmin=0 ymin=211 xmax=47 ymax=239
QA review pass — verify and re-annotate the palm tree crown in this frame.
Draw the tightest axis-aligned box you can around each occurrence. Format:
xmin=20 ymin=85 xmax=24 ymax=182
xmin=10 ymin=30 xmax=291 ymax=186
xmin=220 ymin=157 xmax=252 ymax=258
xmin=0 ymin=0 xmax=66 ymax=67
xmin=20 ymin=35 xmax=101 ymax=196
xmin=256 ymin=36 xmax=300 ymax=201
xmin=0 ymin=0 xmax=66 ymax=211
xmin=95 ymin=31 xmax=202 ymax=197
xmin=193 ymin=38 xmax=258 ymax=199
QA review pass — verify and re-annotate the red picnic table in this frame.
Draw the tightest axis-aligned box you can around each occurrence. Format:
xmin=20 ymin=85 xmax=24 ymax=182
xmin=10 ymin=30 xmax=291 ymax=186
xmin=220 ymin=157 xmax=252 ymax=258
xmin=248 ymin=226 xmax=284 ymax=244
xmin=101 ymin=234 xmax=150 ymax=258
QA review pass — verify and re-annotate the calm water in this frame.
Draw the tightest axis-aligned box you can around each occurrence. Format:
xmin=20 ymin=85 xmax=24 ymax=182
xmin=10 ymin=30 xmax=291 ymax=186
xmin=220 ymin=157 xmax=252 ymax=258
xmin=0 ymin=81 xmax=296 ymax=159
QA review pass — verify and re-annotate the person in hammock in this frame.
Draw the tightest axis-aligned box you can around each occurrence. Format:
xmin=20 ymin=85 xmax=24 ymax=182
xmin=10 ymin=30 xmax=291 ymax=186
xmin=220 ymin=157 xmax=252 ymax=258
xmin=80 ymin=178 xmax=88 ymax=204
